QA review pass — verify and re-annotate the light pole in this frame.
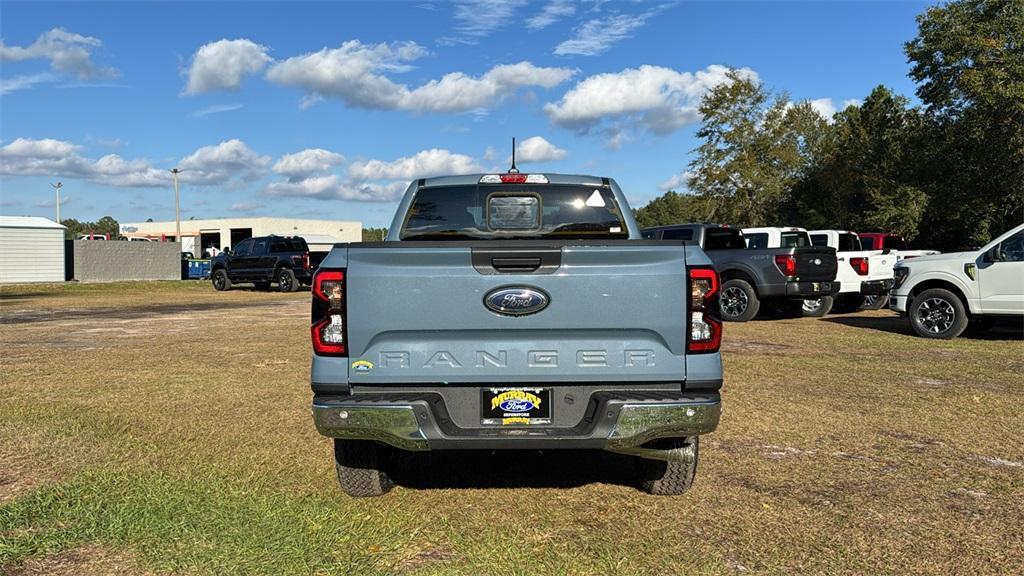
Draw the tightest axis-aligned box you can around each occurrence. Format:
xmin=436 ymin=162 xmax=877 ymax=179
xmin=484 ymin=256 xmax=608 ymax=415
xmin=169 ymin=168 xmax=181 ymax=241
xmin=51 ymin=182 xmax=63 ymax=223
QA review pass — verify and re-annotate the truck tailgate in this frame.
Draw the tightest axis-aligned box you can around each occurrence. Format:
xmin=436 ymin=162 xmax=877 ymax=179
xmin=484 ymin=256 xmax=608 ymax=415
xmin=341 ymin=242 xmax=689 ymax=384
xmin=794 ymin=247 xmax=838 ymax=281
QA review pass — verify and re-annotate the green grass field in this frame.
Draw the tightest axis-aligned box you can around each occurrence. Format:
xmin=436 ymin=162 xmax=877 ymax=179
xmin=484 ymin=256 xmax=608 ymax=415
xmin=1 ymin=281 xmax=1022 ymax=575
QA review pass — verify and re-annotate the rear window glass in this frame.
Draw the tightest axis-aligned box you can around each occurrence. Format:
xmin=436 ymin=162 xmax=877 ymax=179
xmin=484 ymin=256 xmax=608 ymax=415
xmin=861 ymin=236 xmax=876 ymax=250
xmin=661 ymin=228 xmax=693 ymax=241
xmin=270 ymin=238 xmax=308 ymax=252
xmin=888 ymin=236 xmax=909 ymax=250
xmin=745 ymin=233 xmax=768 ymax=249
xmin=838 ymin=233 xmax=861 ymax=251
xmin=641 ymin=230 xmax=656 ymax=239
xmin=810 ymin=234 xmax=828 ymax=247
xmin=706 ymin=228 xmax=745 ymax=250
xmin=400 ymin=184 xmax=628 ymax=240
xmin=781 ymin=231 xmax=811 ymax=248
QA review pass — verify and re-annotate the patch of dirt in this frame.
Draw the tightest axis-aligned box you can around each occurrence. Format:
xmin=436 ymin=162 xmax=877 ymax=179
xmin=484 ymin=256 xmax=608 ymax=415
xmin=971 ymin=455 xmax=1024 ymax=469
xmin=721 ymin=340 xmax=793 ymax=354
xmin=912 ymin=377 xmax=952 ymax=387
xmin=394 ymin=544 xmax=453 ymax=571
xmin=759 ymin=445 xmax=814 ymax=459
xmin=4 ymin=545 xmax=140 ymax=576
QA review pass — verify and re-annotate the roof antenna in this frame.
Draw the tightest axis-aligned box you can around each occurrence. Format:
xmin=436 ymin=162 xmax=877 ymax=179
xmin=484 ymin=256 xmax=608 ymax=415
xmin=508 ymin=137 xmax=519 ymax=174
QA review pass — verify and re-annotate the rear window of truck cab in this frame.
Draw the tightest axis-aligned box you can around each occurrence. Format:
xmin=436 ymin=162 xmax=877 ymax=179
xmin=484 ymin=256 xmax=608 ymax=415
xmin=705 ymin=228 xmax=745 ymax=250
xmin=270 ymin=238 xmax=308 ymax=252
xmin=400 ymin=184 xmax=629 ymax=240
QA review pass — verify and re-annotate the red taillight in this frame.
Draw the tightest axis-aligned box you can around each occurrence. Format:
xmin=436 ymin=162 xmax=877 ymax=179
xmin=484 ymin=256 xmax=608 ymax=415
xmin=774 ymin=254 xmax=797 ymax=277
xmin=303 ymin=252 xmax=311 ymax=270
xmin=687 ymin=266 xmax=722 ymax=354
xmin=849 ymin=257 xmax=869 ymax=276
xmin=312 ymin=269 xmax=346 ymax=356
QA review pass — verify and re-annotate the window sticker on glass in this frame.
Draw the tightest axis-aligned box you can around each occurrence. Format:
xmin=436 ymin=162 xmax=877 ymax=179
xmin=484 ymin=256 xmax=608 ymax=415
xmin=488 ymin=195 xmax=540 ymax=230
xmin=585 ymin=190 xmax=606 ymax=207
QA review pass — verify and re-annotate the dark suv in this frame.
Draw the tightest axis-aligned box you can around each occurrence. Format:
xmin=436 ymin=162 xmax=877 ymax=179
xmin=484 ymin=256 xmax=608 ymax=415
xmin=210 ymin=235 xmax=312 ymax=292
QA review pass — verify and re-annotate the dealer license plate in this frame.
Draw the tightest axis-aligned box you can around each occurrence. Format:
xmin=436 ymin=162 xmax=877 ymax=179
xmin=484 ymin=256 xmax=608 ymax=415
xmin=481 ymin=387 xmax=552 ymax=426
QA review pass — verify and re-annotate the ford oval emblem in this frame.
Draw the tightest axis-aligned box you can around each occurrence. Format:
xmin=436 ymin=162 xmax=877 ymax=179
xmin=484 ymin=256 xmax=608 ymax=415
xmin=484 ymin=287 xmax=550 ymax=316
xmin=499 ymin=398 xmax=536 ymax=412
xmin=813 ymin=258 xmax=822 ymax=265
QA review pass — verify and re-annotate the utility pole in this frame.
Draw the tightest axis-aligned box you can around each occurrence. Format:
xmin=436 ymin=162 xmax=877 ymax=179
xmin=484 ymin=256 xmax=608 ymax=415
xmin=169 ymin=168 xmax=182 ymax=241
xmin=51 ymin=182 xmax=63 ymax=223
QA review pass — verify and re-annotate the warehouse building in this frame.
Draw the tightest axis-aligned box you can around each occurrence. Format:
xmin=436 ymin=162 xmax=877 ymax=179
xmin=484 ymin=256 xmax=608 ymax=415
xmin=0 ymin=216 xmax=67 ymax=283
xmin=120 ymin=217 xmax=361 ymax=256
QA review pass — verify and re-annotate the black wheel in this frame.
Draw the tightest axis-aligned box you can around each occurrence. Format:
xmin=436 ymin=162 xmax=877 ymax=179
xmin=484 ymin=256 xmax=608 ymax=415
xmin=909 ymin=288 xmax=968 ymax=339
xmin=638 ymin=437 xmax=698 ymax=496
xmin=801 ymin=295 xmax=834 ymax=317
xmin=254 ymin=281 xmax=270 ymax=291
xmin=212 ymin=269 xmax=231 ymax=291
xmin=277 ymin=268 xmax=298 ymax=292
xmin=861 ymin=293 xmax=890 ymax=310
xmin=719 ymin=279 xmax=760 ymax=322
xmin=334 ymin=440 xmax=394 ymax=497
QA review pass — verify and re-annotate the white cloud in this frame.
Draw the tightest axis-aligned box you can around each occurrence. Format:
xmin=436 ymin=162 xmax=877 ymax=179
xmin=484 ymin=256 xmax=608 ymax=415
xmin=0 ymin=137 xmax=270 ymax=188
xmin=527 ymin=0 xmax=576 ymax=30
xmin=177 ymin=139 xmax=271 ymax=185
xmin=185 ymin=39 xmax=271 ymax=94
xmin=266 ymin=40 xmax=574 ymax=113
xmin=545 ymin=64 xmax=759 ymax=138
xmin=0 ymin=28 xmax=117 ymax=79
xmin=272 ymin=148 xmax=345 ymax=181
xmin=264 ymin=174 xmax=407 ymax=202
xmin=843 ymin=98 xmax=862 ymax=109
xmin=809 ymin=98 xmax=837 ymax=121
xmin=348 ymin=149 xmax=483 ymax=181
xmin=554 ymin=11 xmax=655 ymax=56
xmin=658 ymin=171 xmax=694 ymax=192
xmin=191 ymin=103 xmax=244 ymax=117
xmin=445 ymin=0 xmax=529 ymax=43
xmin=515 ymin=136 xmax=567 ymax=163
xmin=0 ymin=72 xmax=59 ymax=95
xmin=266 ymin=40 xmax=427 ymax=108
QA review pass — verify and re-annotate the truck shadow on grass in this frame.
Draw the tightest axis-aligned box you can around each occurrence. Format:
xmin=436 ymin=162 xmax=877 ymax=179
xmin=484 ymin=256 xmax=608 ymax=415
xmin=389 ymin=449 xmax=639 ymax=490
xmin=824 ymin=316 xmax=1024 ymax=341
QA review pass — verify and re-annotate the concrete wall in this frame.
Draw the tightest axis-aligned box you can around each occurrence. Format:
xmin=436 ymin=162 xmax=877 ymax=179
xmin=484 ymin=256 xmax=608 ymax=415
xmin=73 ymin=240 xmax=181 ymax=282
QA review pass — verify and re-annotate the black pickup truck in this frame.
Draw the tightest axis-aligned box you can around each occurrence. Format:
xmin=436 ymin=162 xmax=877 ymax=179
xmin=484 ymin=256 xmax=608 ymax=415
xmin=643 ymin=224 xmax=838 ymax=321
xmin=210 ymin=235 xmax=315 ymax=292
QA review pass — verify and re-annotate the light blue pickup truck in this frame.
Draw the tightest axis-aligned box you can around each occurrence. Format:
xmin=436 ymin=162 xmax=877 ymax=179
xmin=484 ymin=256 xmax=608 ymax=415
xmin=309 ymin=172 xmax=723 ymax=496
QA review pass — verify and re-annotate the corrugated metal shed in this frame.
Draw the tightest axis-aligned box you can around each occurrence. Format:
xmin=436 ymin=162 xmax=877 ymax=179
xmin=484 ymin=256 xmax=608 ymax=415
xmin=0 ymin=216 xmax=66 ymax=283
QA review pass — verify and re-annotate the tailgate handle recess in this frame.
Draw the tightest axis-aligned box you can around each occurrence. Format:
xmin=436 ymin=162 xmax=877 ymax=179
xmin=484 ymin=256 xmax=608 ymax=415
xmin=472 ymin=248 xmax=561 ymax=275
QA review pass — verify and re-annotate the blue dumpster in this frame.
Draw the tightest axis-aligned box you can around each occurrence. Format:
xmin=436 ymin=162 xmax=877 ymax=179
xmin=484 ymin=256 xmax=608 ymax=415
xmin=187 ymin=259 xmax=211 ymax=279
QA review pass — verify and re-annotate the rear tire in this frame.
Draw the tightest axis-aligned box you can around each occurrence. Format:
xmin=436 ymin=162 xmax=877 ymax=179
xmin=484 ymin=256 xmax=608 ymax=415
xmin=212 ymin=269 xmax=231 ymax=291
xmin=638 ymin=437 xmax=698 ymax=496
xmin=801 ymin=295 xmax=834 ymax=317
xmin=909 ymin=288 xmax=968 ymax=339
xmin=334 ymin=440 xmax=394 ymax=497
xmin=861 ymin=293 xmax=890 ymax=310
xmin=277 ymin=268 xmax=298 ymax=292
xmin=719 ymin=279 xmax=760 ymax=322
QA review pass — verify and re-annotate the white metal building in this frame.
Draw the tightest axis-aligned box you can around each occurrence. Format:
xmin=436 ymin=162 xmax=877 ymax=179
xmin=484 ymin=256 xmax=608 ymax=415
xmin=120 ymin=216 xmax=361 ymax=256
xmin=0 ymin=216 xmax=67 ymax=283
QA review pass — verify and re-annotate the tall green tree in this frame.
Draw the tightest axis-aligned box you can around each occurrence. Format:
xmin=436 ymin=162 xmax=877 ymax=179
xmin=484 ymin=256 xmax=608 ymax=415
xmin=906 ymin=0 xmax=1024 ymax=249
xmin=687 ymin=70 xmax=825 ymax=226
xmin=632 ymin=190 xmax=711 ymax=228
xmin=785 ymin=86 xmax=929 ymax=240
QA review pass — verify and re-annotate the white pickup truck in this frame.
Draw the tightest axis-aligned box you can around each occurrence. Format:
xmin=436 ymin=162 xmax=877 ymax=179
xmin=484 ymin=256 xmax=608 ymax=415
xmin=743 ymin=227 xmax=844 ymax=317
xmin=808 ymin=230 xmax=896 ymax=312
xmin=890 ymin=223 xmax=1024 ymax=339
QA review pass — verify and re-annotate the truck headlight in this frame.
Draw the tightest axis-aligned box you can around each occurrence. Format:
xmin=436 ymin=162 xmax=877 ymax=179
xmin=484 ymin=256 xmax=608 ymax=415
xmin=893 ymin=266 xmax=909 ymax=289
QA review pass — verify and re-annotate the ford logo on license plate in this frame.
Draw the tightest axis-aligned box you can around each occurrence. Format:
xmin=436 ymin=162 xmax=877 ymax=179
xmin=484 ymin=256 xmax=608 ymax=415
xmin=484 ymin=287 xmax=550 ymax=316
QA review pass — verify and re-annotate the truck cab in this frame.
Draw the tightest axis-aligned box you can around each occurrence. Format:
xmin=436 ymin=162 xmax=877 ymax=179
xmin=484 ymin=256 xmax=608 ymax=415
xmin=858 ymin=232 xmax=939 ymax=260
xmin=890 ymin=223 xmax=1024 ymax=338
xmin=311 ymin=173 xmax=724 ymax=497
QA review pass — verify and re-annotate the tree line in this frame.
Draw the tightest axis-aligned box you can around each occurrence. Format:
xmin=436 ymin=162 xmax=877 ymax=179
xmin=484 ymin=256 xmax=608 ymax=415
xmin=634 ymin=0 xmax=1022 ymax=252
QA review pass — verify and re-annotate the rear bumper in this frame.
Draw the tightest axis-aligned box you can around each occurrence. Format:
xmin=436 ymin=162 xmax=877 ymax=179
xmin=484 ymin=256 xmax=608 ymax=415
xmin=784 ymin=281 xmax=839 ymax=298
xmin=860 ymin=279 xmax=894 ymax=295
xmin=312 ymin=391 xmax=721 ymax=460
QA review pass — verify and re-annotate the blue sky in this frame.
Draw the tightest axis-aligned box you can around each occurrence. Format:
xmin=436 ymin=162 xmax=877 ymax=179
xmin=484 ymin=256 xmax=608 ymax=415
xmin=1 ymin=0 xmax=927 ymax=228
